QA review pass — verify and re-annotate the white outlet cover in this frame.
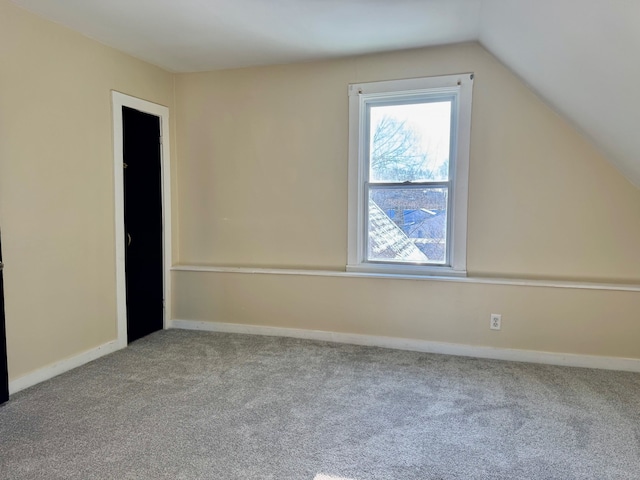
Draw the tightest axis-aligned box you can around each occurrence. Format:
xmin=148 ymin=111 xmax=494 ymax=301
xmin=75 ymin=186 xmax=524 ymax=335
xmin=490 ymin=314 xmax=502 ymax=330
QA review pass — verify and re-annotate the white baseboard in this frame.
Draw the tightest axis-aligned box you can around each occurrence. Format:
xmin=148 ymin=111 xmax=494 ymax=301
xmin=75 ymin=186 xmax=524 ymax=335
xmin=169 ymin=319 xmax=640 ymax=373
xmin=9 ymin=340 xmax=122 ymax=395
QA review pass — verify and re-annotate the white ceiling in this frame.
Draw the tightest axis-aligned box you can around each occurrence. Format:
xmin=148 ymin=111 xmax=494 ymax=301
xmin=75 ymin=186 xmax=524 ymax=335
xmin=11 ymin=0 xmax=640 ymax=187
xmin=11 ymin=0 xmax=482 ymax=72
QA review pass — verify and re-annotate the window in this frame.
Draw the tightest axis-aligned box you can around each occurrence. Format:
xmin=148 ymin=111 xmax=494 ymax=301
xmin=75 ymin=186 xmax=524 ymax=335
xmin=347 ymin=74 xmax=473 ymax=276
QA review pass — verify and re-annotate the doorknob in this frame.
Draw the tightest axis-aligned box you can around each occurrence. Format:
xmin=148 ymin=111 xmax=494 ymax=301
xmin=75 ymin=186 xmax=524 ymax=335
xmin=127 ymin=233 xmax=132 ymax=247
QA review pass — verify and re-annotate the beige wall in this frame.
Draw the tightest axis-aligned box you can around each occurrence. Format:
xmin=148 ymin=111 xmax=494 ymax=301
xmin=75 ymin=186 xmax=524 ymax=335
xmin=173 ymin=272 xmax=640 ymax=359
xmin=2 ymin=1 xmax=640 ymax=383
xmin=0 ymin=0 xmax=175 ymax=380
xmin=174 ymin=43 xmax=640 ymax=358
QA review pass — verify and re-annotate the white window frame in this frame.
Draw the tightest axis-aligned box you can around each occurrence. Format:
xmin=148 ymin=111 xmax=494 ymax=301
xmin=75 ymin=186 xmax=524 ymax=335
xmin=347 ymin=73 xmax=473 ymax=277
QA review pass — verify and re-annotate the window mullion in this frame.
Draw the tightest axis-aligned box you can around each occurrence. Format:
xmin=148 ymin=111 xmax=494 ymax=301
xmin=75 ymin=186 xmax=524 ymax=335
xmin=367 ymin=181 xmax=451 ymax=189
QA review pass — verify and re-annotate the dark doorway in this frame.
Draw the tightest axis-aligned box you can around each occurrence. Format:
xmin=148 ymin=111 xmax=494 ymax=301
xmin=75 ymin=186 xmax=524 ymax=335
xmin=122 ymin=106 xmax=164 ymax=344
xmin=0 ymin=230 xmax=9 ymax=404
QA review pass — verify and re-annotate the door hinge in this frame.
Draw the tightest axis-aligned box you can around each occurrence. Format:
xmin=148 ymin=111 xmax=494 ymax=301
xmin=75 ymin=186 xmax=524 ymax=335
xmin=159 ymin=135 xmax=163 ymax=145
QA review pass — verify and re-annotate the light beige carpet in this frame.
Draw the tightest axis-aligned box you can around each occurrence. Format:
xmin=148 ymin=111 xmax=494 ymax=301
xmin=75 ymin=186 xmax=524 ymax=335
xmin=1 ymin=329 xmax=639 ymax=479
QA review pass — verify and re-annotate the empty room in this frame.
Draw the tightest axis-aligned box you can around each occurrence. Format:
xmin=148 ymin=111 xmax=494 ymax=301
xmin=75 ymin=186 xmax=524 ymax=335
xmin=1 ymin=0 xmax=639 ymax=478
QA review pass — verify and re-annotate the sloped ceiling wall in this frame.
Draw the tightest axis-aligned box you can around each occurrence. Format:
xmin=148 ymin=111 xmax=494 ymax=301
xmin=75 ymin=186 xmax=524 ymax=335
xmin=480 ymin=0 xmax=640 ymax=188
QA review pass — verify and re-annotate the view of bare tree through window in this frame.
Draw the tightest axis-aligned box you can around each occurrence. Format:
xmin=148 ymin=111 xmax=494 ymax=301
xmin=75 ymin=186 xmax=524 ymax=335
xmin=367 ymin=101 xmax=452 ymax=264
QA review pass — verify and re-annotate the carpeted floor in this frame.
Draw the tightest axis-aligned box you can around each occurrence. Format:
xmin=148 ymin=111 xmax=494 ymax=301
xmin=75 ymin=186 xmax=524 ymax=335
xmin=1 ymin=329 xmax=639 ymax=479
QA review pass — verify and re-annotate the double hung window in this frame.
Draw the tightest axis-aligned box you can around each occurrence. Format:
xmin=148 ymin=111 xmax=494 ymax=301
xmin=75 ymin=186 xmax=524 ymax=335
xmin=347 ymin=74 xmax=474 ymax=276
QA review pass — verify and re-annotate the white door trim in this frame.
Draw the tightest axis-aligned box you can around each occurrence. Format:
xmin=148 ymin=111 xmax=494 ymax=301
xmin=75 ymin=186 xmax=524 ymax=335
xmin=111 ymin=91 xmax=172 ymax=348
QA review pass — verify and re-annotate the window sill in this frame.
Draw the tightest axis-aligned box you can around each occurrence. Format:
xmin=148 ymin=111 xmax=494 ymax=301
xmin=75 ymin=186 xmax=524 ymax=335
xmin=346 ymin=263 xmax=467 ymax=278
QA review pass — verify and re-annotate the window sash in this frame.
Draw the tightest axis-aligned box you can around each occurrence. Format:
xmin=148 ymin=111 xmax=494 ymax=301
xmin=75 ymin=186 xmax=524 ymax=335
xmin=365 ymin=183 xmax=452 ymax=266
xmin=364 ymin=95 xmax=458 ymax=185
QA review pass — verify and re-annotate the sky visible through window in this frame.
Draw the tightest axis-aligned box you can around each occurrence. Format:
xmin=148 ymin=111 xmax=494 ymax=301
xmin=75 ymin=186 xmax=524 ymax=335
xmin=369 ymin=100 xmax=451 ymax=182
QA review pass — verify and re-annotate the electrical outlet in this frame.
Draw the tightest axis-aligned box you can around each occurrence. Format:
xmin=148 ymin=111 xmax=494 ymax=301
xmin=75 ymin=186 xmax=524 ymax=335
xmin=490 ymin=314 xmax=502 ymax=330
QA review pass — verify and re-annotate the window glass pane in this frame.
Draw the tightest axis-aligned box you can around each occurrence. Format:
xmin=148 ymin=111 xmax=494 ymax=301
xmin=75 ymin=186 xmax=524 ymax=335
xmin=368 ymin=187 xmax=448 ymax=264
xmin=369 ymin=101 xmax=452 ymax=183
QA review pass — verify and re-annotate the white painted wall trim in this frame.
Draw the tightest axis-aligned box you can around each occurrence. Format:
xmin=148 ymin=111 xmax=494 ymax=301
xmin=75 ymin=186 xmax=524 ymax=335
xmin=171 ymin=265 xmax=640 ymax=293
xmin=112 ymin=91 xmax=172 ymax=348
xmin=9 ymin=340 xmax=121 ymax=394
xmin=170 ymin=320 xmax=640 ymax=372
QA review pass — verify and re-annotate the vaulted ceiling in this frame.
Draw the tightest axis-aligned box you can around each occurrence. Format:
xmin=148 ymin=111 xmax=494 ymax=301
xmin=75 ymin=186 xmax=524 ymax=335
xmin=11 ymin=0 xmax=640 ymax=187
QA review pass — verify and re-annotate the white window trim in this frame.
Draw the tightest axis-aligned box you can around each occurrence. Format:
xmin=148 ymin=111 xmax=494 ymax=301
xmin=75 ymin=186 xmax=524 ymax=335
xmin=347 ymin=73 xmax=474 ymax=277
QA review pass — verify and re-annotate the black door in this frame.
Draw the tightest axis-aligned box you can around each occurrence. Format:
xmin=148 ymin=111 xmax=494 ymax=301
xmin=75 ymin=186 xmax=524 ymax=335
xmin=0 ymin=230 xmax=9 ymax=404
xmin=123 ymin=106 xmax=164 ymax=343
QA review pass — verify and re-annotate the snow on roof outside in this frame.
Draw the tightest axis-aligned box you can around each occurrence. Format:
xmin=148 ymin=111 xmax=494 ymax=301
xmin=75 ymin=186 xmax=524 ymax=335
xmin=368 ymin=201 xmax=428 ymax=262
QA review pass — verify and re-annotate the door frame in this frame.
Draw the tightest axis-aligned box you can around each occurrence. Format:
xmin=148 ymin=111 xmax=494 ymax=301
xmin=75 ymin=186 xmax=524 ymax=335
xmin=111 ymin=91 xmax=172 ymax=348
